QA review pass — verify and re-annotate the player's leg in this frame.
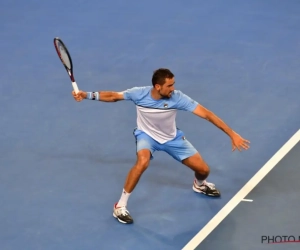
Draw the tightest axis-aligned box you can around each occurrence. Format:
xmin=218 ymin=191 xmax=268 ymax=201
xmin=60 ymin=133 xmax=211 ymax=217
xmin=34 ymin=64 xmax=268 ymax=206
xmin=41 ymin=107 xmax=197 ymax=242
xmin=182 ymin=152 xmax=220 ymax=197
xmin=123 ymin=149 xmax=151 ymax=193
xmin=164 ymin=129 xmax=220 ymax=197
xmin=113 ymin=129 xmax=157 ymax=224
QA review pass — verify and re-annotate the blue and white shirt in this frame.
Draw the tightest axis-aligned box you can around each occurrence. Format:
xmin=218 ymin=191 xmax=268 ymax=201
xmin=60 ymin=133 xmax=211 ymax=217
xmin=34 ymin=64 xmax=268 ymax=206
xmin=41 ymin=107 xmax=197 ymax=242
xmin=123 ymin=86 xmax=198 ymax=143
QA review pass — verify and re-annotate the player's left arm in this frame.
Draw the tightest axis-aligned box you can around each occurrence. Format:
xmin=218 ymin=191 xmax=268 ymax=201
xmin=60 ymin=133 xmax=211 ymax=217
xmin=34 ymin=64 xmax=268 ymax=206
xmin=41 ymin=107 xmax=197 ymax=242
xmin=192 ymin=104 xmax=250 ymax=151
xmin=192 ymin=104 xmax=234 ymax=137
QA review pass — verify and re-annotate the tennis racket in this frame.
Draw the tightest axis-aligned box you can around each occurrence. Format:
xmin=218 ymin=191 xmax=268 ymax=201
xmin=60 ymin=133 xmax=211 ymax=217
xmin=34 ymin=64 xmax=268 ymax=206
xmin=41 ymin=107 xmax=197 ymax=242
xmin=53 ymin=37 xmax=79 ymax=94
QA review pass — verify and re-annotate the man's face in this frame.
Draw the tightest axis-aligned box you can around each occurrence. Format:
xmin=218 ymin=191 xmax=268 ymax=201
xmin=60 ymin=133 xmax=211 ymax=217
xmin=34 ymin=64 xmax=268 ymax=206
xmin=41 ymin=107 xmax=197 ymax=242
xmin=157 ymin=77 xmax=175 ymax=99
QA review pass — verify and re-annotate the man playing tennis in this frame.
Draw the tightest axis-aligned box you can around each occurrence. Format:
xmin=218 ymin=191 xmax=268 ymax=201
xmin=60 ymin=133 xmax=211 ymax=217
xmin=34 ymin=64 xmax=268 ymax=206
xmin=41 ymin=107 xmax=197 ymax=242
xmin=72 ymin=68 xmax=250 ymax=224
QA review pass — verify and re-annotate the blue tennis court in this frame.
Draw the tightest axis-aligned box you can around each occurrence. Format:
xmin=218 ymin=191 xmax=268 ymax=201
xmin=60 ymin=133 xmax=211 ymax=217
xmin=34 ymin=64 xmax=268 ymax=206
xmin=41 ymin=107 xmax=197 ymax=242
xmin=187 ymin=131 xmax=300 ymax=250
xmin=1 ymin=0 xmax=299 ymax=250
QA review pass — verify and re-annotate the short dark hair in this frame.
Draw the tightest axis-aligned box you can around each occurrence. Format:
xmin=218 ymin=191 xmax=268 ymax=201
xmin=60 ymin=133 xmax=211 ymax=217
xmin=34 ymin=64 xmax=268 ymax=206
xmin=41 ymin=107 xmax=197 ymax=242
xmin=152 ymin=68 xmax=174 ymax=86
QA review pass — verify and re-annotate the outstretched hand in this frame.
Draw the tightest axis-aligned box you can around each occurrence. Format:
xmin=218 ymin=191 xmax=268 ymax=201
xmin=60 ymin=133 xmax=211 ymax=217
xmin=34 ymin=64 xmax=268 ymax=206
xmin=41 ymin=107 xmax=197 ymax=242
xmin=230 ymin=131 xmax=250 ymax=151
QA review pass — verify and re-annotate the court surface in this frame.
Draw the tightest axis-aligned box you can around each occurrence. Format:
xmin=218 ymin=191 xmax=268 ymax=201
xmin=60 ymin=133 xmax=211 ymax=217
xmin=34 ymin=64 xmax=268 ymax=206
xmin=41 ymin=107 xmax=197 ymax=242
xmin=1 ymin=0 xmax=300 ymax=250
xmin=189 ymin=131 xmax=300 ymax=250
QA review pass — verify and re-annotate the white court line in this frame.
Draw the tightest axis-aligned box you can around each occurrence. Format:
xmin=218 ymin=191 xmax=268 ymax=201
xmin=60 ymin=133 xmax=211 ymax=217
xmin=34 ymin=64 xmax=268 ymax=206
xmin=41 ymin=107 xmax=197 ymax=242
xmin=241 ymin=199 xmax=253 ymax=202
xmin=182 ymin=128 xmax=300 ymax=250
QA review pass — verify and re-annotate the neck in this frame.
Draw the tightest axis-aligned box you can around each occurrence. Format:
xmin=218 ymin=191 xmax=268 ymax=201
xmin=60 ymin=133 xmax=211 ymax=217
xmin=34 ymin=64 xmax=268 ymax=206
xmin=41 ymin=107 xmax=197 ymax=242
xmin=151 ymin=88 xmax=162 ymax=100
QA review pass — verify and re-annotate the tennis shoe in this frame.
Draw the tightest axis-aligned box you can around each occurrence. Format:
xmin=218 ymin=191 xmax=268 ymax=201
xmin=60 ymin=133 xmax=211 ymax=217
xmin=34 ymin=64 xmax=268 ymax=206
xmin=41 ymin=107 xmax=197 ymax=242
xmin=113 ymin=203 xmax=133 ymax=224
xmin=193 ymin=179 xmax=221 ymax=197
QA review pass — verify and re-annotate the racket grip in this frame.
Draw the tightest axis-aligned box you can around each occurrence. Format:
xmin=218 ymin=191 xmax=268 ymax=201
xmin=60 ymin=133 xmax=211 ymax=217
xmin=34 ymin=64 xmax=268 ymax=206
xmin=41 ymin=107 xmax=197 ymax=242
xmin=72 ymin=81 xmax=79 ymax=94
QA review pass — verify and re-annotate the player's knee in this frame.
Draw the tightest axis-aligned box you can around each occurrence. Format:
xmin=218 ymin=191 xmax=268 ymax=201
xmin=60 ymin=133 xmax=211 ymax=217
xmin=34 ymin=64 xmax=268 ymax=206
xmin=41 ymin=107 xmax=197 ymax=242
xmin=135 ymin=155 xmax=150 ymax=172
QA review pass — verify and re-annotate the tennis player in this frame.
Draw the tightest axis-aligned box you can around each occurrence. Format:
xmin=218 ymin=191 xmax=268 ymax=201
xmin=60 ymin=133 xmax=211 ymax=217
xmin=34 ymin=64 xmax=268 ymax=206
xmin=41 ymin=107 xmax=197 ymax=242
xmin=72 ymin=68 xmax=250 ymax=224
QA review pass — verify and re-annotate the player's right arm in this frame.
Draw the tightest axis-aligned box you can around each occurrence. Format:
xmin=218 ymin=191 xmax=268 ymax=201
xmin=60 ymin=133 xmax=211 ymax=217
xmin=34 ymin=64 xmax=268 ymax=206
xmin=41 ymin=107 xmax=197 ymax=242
xmin=72 ymin=86 xmax=147 ymax=103
xmin=72 ymin=90 xmax=125 ymax=102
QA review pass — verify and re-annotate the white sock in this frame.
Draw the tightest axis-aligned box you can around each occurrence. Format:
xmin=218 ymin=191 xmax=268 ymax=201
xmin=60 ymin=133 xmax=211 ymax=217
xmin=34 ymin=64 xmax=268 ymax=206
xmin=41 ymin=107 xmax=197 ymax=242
xmin=116 ymin=189 xmax=131 ymax=207
xmin=195 ymin=178 xmax=206 ymax=186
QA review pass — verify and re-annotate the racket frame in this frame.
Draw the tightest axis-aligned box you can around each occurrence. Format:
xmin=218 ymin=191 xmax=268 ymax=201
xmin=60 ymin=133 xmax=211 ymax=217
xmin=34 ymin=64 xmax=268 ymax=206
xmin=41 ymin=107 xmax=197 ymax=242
xmin=53 ymin=37 xmax=79 ymax=93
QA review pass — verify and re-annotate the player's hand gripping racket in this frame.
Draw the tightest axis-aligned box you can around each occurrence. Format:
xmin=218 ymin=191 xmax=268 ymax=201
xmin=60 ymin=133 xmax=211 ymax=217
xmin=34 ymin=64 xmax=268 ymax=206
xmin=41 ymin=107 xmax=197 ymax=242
xmin=53 ymin=37 xmax=79 ymax=94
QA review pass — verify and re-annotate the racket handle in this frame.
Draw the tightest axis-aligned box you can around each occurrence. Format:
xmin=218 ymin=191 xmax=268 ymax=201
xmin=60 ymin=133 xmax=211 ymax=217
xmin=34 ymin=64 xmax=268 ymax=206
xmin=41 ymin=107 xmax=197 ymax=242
xmin=72 ymin=81 xmax=79 ymax=94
